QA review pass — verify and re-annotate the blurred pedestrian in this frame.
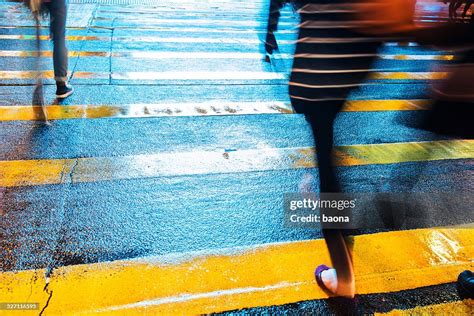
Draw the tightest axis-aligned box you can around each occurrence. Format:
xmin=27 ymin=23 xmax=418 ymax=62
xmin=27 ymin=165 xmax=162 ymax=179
xmin=266 ymin=0 xmax=384 ymax=298
xmin=356 ymin=0 xmax=473 ymax=243
xmin=445 ymin=0 xmax=473 ymax=20
xmin=411 ymin=2 xmax=474 ymax=138
xmin=358 ymin=0 xmax=473 ymax=138
xmin=25 ymin=0 xmax=73 ymax=99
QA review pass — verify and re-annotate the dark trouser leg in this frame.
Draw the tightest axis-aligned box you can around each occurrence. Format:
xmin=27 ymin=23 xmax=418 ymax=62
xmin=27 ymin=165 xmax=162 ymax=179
xmin=322 ymin=228 xmax=354 ymax=294
xmin=45 ymin=0 xmax=68 ymax=84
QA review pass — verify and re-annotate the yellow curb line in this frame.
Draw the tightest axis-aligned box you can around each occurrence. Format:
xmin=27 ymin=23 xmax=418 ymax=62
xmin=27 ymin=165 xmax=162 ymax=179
xmin=1 ymin=228 xmax=472 ymax=314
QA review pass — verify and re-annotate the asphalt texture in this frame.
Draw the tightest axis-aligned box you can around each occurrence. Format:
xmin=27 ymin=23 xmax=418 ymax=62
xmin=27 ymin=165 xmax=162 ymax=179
xmin=0 ymin=0 xmax=473 ymax=315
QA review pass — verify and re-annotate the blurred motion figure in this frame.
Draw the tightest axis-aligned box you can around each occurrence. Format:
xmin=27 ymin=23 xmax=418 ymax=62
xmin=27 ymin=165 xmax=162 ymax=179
xmin=446 ymin=0 xmax=473 ymax=20
xmin=413 ymin=0 xmax=474 ymax=138
xmin=357 ymin=0 xmax=474 ymax=138
xmin=25 ymin=0 xmax=73 ymax=99
xmin=266 ymin=0 xmax=383 ymax=298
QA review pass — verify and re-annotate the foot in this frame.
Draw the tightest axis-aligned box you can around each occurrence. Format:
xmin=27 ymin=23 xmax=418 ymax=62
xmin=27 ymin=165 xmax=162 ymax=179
xmin=457 ymin=270 xmax=474 ymax=299
xmin=316 ymin=265 xmax=338 ymax=293
xmin=56 ymin=83 xmax=74 ymax=99
xmin=315 ymin=264 xmax=355 ymax=298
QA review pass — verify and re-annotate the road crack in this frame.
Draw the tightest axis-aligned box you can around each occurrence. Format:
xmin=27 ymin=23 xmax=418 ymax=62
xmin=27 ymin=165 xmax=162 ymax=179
xmin=68 ymin=158 xmax=80 ymax=184
xmin=39 ymin=272 xmax=53 ymax=316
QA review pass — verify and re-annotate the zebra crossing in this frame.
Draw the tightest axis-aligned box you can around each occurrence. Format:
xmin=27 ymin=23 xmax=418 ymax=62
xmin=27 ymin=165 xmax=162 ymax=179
xmin=0 ymin=0 xmax=472 ymax=314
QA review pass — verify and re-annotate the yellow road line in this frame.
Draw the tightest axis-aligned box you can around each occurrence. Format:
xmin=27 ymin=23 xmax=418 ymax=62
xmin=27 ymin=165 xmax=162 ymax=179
xmin=0 ymin=100 xmax=430 ymax=121
xmin=0 ymin=51 xmax=110 ymax=58
xmin=1 ymin=228 xmax=472 ymax=314
xmin=0 ymin=70 xmax=289 ymax=80
xmin=0 ymin=26 xmax=86 ymax=30
xmin=370 ymin=72 xmax=448 ymax=80
xmin=0 ymin=35 xmax=107 ymax=41
xmin=380 ymin=54 xmax=454 ymax=61
xmin=0 ymin=51 xmax=282 ymax=59
xmin=0 ymin=50 xmax=455 ymax=61
xmin=1 ymin=140 xmax=472 ymax=187
xmin=0 ymin=102 xmax=293 ymax=121
xmin=0 ymin=26 xmax=298 ymax=34
xmin=344 ymin=100 xmax=430 ymax=112
xmin=0 ymin=70 xmax=54 ymax=80
xmin=0 ymin=71 xmax=108 ymax=80
xmin=94 ymin=19 xmax=297 ymax=28
xmin=0 ymin=71 xmax=447 ymax=81
xmin=0 ymin=35 xmax=275 ymax=44
xmin=0 ymin=36 xmax=423 ymax=46
xmin=376 ymin=299 xmax=474 ymax=315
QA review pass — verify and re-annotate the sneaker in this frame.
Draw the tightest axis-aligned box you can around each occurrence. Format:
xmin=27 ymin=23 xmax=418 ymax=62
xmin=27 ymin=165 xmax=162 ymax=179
xmin=457 ymin=270 xmax=474 ymax=299
xmin=56 ymin=83 xmax=74 ymax=99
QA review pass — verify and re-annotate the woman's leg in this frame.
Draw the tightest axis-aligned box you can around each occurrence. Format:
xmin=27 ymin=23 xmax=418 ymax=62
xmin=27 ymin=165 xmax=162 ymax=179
xmin=292 ymin=99 xmax=355 ymax=297
xmin=321 ymin=229 xmax=355 ymax=297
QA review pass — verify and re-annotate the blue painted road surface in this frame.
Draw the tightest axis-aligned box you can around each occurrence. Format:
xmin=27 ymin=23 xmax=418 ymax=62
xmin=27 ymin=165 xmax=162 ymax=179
xmin=0 ymin=0 xmax=473 ymax=315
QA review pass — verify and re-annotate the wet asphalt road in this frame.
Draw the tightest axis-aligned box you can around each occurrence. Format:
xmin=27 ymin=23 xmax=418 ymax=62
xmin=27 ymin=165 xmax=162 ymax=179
xmin=0 ymin=0 xmax=473 ymax=315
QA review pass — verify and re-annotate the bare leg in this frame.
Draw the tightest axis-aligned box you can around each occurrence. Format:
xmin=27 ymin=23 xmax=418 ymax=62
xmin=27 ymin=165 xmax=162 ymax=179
xmin=322 ymin=229 xmax=355 ymax=297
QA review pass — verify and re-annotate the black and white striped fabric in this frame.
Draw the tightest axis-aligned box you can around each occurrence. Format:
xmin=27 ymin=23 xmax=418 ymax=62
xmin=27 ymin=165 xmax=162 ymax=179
xmin=285 ymin=0 xmax=383 ymax=108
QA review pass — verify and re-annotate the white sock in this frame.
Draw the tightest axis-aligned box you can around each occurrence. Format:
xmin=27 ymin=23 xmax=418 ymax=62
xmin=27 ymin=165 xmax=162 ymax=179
xmin=321 ymin=268 xmax=338 ymax=293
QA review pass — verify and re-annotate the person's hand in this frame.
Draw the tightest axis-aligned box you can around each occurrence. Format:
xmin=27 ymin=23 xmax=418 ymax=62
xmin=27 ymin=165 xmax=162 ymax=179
xmin=265 ymin=32 xmax=278 ymax=55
